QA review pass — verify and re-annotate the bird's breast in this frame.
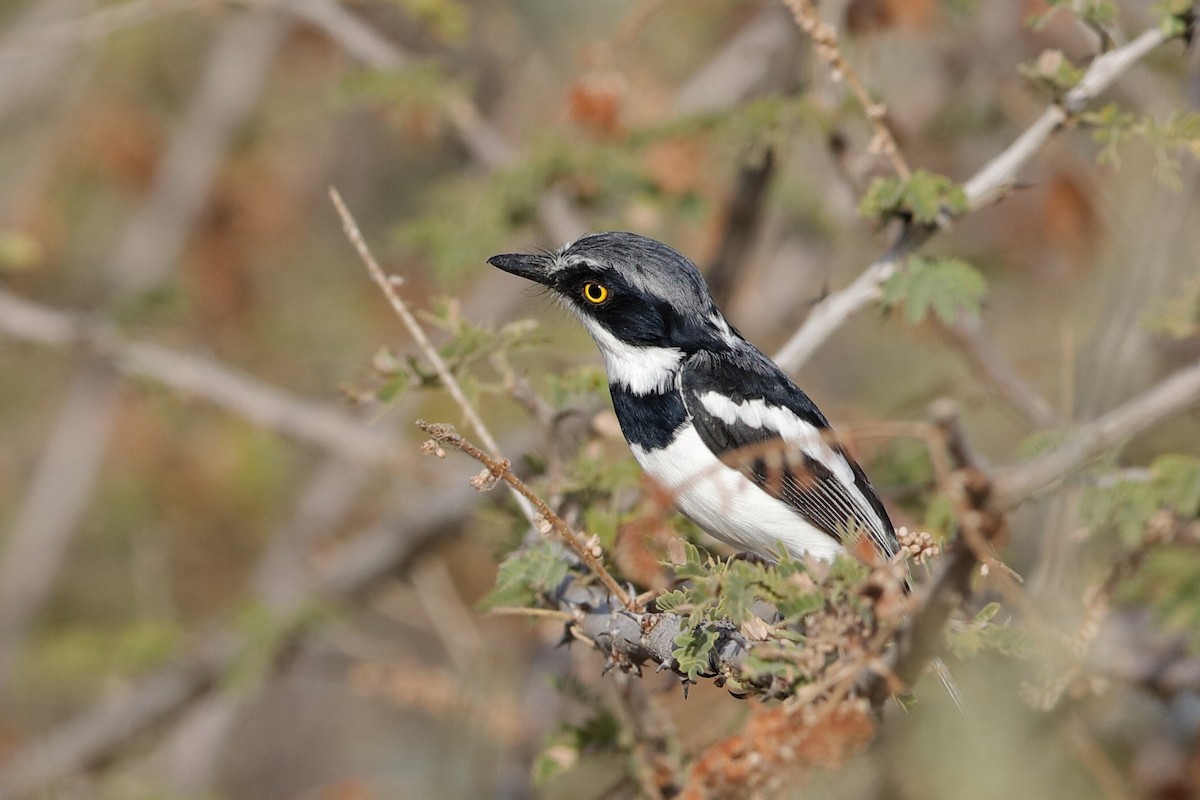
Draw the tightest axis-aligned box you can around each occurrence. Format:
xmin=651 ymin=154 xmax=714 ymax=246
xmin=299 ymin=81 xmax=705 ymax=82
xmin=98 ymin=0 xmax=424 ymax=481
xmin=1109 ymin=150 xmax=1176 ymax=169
xmin=608 ymin=384 xmax=688 ymax=450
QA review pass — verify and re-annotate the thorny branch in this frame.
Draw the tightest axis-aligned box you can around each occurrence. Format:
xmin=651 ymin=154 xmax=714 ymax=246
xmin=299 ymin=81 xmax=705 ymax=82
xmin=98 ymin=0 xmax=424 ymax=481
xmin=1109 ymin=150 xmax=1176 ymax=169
xmin=331 ymin=187 xmax=537 ymax=524
xmin=416 ymin=420 xmax=634 ymax=609
xmin=0 ymin=12 xmax=816 ymax=795
xmin=779 ymin=0 xmax=911 ymax=179
xmin=434 ymin=355 xmax=1200 ymax=704
xmin=772 ymin=18 xmax=1179 ymax=374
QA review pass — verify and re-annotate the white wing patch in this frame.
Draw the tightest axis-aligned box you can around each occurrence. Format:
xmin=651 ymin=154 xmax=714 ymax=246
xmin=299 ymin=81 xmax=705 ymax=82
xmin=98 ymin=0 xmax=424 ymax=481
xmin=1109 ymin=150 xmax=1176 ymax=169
xmin=695 ymin=390 xmax=892 ymax=549
xmin=631 ymin=427 xmax=844 ymax=562
xmin=697 ymin=391 xmax=855 ymax=485
xmin=580 ymin=318 xmax=683 ymax=395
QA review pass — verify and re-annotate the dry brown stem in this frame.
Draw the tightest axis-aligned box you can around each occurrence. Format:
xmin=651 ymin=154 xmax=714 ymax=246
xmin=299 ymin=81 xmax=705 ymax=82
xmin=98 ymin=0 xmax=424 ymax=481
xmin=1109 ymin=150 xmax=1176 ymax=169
xmin=330 ymin=187 xmax=537 ymax=524
xmin=416 ymin=420 xmax=633 ymax=609
xmin=778 ymin=0 xmax=910 ymax=179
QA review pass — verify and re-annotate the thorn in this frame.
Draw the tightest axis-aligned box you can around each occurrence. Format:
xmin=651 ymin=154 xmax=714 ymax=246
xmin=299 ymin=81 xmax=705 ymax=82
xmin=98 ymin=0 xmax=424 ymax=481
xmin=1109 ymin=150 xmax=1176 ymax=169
xmin=556 ymin=626 xmax=574 ymax=649
xmin=682 ymin=679 xmax=692 ymax=700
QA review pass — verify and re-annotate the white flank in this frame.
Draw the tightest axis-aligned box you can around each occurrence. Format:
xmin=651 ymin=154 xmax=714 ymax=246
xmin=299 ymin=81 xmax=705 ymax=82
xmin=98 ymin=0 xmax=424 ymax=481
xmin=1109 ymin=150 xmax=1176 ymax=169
xmin=581 ymin=318 xmax=684 ymax=394
xmin=632 ymin=427 xmax=844 ymax=561
xmin=696 ymin=391 xmax=887 ymax=540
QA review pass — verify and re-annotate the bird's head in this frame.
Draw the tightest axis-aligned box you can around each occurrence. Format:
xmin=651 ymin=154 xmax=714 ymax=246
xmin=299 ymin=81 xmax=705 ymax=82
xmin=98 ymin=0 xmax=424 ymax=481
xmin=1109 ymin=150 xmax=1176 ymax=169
xmin=488 ymin=232 xmax=739 ymax=370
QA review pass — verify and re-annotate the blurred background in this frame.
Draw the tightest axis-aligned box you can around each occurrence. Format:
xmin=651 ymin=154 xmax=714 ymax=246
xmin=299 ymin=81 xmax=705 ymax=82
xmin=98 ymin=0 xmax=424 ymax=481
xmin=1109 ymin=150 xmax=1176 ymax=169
xmin=1 ymin=0 xmax=1199 ymax=798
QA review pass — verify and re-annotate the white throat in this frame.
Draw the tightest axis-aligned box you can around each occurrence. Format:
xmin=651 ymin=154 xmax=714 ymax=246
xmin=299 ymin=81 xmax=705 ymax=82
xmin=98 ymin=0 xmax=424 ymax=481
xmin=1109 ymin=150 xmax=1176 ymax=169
xmin=580 ymin=318 xmax=683 ymax=395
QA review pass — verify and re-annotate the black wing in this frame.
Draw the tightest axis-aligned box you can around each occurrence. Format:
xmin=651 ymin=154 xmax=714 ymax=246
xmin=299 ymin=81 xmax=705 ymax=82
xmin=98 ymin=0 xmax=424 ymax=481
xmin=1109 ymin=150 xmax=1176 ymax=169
xmin=680 ymin=349 xmax=898 ymax=560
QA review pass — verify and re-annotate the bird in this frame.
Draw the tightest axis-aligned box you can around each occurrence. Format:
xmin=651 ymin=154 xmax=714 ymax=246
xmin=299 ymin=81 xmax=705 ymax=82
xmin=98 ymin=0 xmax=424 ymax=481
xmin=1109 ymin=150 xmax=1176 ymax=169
xmin=488 ymin=231 xmax=899 ymax=567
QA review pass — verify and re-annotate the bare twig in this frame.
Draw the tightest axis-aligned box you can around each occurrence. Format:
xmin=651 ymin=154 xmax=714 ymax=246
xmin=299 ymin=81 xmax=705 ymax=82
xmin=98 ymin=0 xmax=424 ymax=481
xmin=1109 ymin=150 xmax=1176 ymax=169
xmin=0 ymin=0 xmax=204 ymax=59
xmin=939 ymin=315 xmax=1061 ymax=428
xmin=963 ymin=27 xmax=1168 ymax=210
xmin=772 ymin=21 xmax=1176 ymax=374
xmin=993 ymin=357 xmax=1200 ymax=509
xmin=0 ymin=289 xmax=399 ymax=465
xmin=0 ymin=11 xmax=290 ymax=693
xmin=0 ymin=474 xmax=495 ymax=798
xmin=779 ymin=0 xmax=910 ymax=179
xmin=773 ymin=231 xmax=926 ymax=371
xmin=417 ymin=420 xmax=633 ymax=609
xmin=330 ymin=188 xmax=536 ymax=524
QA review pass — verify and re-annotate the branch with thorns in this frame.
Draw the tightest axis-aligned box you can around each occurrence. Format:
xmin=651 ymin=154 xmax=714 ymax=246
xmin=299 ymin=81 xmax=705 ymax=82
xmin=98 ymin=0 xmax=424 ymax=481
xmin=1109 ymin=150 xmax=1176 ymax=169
xmin=416 ymin=419 xmax=635 ymax=609
xmin=779 ymin=0 xmax=910 ymax=179
xmin=772 ymin=18 xmax=1180 ymax=374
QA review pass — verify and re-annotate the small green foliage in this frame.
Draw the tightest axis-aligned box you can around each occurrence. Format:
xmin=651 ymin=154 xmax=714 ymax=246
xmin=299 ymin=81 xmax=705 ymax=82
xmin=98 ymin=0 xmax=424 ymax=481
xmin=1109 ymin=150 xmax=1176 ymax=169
xmin=1082 ymin=106 xmax=1200 ymax=189
xmin=1121 ymin=546 xmax=1200 ymax=649
xmin=582 ymin=506 xmax=619 ymax=551
xmin=390 ymin=0 xmax=470 ymax=43
xmin=532 ymin=707 xmax=623 ymax=785
xmin=634 ymin=96 xmax=817 ymax=153
xmin=561 ymin=450 xmax=643 ymax=507
xmin=396 ymin=134 xmax=650 ymax=277
xmin=660 ymin=546 xmax=896 ymax=692
xmin=1143 ymin=276 xmax=1200 ymax=339
xmin=336 ymin=62 xmax=465 ymax=128
xmin=923 ymin=494 xmax=957 ymax=538
xmin=357 ymin=304 xmax=542 ymax=407
xmin=543 ymin=365 xmax=607 ymax=409
xmin=0 ymin=229 xmax=41 ymax=272
xmin=882 ymin=256 xmax=987 ymax=325
xmin=482 ymin=542 xmax=571 ymax=609
xmin=1081 ymin=456 xmax=1200 ymax=543
xmin=672 ymin=540 xmax=715 ymax=580
xmin=1019 ymin=49 xmax=1085 ymax=94
xmin=1153 ymin=0 xmax=1196 ymax=37
xmin=870 ymin=438 xmax=935 ymax=491
xmin=673 ymin=624 xmax=720 ymax=681
xmin=946 ymin=602 xmax=1034 ymax=659
xmin=225 ymin=600 xmax=332 ymax=693
xmin=859 ymin=169 xmax=967 ymax=224
xmin=1027 ymin=0 xmax=1116 ymax=32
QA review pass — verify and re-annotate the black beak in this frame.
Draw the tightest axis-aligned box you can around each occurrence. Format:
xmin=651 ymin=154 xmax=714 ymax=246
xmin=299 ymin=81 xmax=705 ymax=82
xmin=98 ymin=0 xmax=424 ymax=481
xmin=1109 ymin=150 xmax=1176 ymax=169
xmin=487 ymin=253 xmax=552 ymax=286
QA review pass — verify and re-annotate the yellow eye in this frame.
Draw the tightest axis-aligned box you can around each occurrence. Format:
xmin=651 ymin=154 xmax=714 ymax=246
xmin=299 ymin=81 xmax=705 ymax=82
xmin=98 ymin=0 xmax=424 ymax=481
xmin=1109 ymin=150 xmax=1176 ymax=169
xmin=582 ymin=282 xmax=609 ymax=304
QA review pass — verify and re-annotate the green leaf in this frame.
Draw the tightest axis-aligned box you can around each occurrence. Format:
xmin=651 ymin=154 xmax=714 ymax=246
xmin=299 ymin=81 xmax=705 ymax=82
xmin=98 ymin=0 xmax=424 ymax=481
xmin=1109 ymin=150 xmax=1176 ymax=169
xmin=1151 ymin=455 xmax=1200 ymax=518
xmin=1153 ymin=0 xmax=1196 ymax=37
xmin=0 ymin=230 xmax=42 ymax=272
xmin=859 ymin=169 xmax=967 ymax=224
xmin=391 ymin=0 xmax=470 ymax=43
xmin=882 ymin=256 xmax=987 ymax=325
xmin=481 ymin=543 xmax=570 ymax=609
xmin=946 ymin=602 xmax=1032 ymax=659
xmin=532 ymin=709 xmax=622 ymax=785
xmin=1018 ymin=49 xmax=1086 ymax=94
xmin=673 ymin=625 xmax=719 ymax=681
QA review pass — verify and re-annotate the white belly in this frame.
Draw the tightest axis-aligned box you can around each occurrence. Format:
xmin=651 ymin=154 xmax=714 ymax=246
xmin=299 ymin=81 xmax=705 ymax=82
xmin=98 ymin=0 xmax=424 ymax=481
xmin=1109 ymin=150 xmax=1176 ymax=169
xmin=630 ymin=425 xmax=844 ymax=562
